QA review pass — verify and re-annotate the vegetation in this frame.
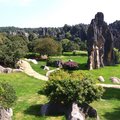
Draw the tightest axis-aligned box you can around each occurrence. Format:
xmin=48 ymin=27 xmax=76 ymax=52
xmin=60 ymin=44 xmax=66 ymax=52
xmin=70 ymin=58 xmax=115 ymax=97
xmin=63 ymin=61 xmax=79 ymax=70
xmin=114 ymin=48 xmax=120 ymax=64
xmin=0 ymin=34 xmax=28 ymax=67
xmin=0 ymin=82 xmax=17 ymax=108
xmin=33 ymin=38 xmax=62 ymax=56
xmin=43 ymin=79 xmax=104 ymax=105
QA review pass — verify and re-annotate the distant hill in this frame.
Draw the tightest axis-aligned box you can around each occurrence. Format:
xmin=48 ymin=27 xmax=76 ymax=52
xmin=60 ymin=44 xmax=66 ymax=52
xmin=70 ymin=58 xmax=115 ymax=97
xmin=0 ymin=21 xmax=120 ymax=49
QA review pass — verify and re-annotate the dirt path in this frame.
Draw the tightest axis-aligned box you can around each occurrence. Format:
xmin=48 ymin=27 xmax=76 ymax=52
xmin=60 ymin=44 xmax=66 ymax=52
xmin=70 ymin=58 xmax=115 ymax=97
xmin=97 ymin=84 xmax=120 ymax=89
xmin=17 ymin=60 xmax=48 ymax=81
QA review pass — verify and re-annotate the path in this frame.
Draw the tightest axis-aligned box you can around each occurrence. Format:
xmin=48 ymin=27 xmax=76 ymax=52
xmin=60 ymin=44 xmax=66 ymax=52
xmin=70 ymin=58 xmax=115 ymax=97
xmin=97 ymin=83 xmax=120 ymax=89
xmin=17 ymin=60 xmax=48 ymax=81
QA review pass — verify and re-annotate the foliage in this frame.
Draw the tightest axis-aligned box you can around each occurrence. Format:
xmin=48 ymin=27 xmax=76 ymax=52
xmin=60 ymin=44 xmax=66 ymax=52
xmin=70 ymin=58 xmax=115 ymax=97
xmin=43 ymin=79 xmax=104 ymax=105
xmin=46 ymin=58 xmax=63 ymax=67
xmin=49 ymin=70 xmax=70 ymax=80
xmin=25 ymin=53 xmax=40 ymax=59
xmin=64 ymin=41 xmax=80 ymax=52
xmin=0 ymin=82 xmax=17 ymax=108
xmin=34 ymin=38 xmax=62 ymax=56
xmin=114 ymin=48 xmax=120 ymax=64
xmin=49 ymin=70 xmax=94 ymax=82
xmin=0 ymin=34 xmax=28 ymax=67
xmin=63 ymin=61 xmax=79 ymax=70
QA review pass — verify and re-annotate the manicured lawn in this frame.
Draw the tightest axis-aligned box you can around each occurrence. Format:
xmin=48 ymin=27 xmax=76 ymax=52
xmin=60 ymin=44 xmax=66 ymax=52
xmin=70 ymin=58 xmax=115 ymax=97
xmin=0 ymin=72 xmax=120 ymax=120
xmin=0 ymin=73 xmax=65 ymax=120
xmin=0 ymin=51 xmax=119 ymax=120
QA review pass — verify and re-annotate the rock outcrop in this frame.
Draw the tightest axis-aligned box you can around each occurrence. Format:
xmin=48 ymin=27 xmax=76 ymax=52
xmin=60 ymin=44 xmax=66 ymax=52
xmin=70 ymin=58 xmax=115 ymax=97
xmin=40 ymin=102 xmax=98 ymax=120
xmin=0 ymin=107 xmax=13 ymax=120
xmin=87 ymin=12 xmax=114 ymax=70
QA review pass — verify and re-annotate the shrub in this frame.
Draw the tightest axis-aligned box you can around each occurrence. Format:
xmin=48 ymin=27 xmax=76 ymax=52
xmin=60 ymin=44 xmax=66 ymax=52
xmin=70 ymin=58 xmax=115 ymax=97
xmin=49 ymin=70 xmax=70 ymax=80
xmin=25 ymin=53 xmax=40 ymax=59
xmin=43 ymin=79 xmax=104 ymax=105
xmin=114 ymin=48 xmax=120 ymax=64
xmin=70 ymin=71 xmax=93 ymax=81
xmin=46 ymin=58 xmax=63 ymax=67
xmin=0 ymin=82 xmax=17 ymax=108
xmin=63 ymin=61 xmax=79 ymax=70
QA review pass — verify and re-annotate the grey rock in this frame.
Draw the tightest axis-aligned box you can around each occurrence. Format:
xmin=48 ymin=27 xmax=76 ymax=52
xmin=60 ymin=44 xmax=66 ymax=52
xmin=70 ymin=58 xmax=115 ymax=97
xmin=0 ymin=107 xmax=13 ymax=120
xmin=110 ymin=77 xmax=120 ymax=84
xmin=67 ymin=102 xmax=85 ymax=120
xmin=98 ymin=76 xmax=105 ymax=82
xmin=87 ymin=12 xmax=114 ymax=70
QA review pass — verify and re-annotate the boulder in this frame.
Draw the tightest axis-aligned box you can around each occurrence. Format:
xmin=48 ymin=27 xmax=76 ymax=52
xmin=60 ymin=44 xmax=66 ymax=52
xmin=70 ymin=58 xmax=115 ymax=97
xmin=98 ymin=76 xmax=105 ymax=82
xmin=40 ymin=102 xmax=98 ymax=120
xmin=87 ymin=12 xmax=114 ymax=70
xmin=110 ymin=77 xmax=120 ymax=84
xmin=0 ymin=107 xmax=13 ymax=120
xmin=66 ymin=102 xmax=85 ymax=120
xmin=43 ymin=66 xmax=50 ymax=71
xmin=0 ymin=66 xmax=5 ymax=73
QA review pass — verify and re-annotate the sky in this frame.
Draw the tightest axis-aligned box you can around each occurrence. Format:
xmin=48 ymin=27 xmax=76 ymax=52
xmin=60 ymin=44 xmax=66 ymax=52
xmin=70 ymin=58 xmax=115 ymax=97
xmin=0 ymin=0 xmax=120 ymax=28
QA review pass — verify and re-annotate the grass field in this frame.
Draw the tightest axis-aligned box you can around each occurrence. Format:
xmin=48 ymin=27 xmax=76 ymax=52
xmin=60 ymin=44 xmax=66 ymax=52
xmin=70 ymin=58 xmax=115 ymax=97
xmin=0 ymin=51 xmax=120 ymax=120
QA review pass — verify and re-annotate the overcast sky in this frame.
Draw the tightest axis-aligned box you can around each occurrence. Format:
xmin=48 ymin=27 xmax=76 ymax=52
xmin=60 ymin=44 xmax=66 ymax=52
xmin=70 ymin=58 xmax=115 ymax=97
xmin=0 ymin=0 xmax=120 ymax=28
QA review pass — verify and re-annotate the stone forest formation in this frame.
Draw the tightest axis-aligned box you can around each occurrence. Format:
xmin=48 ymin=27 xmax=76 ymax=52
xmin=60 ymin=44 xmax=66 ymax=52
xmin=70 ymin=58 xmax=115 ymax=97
xmin=87 ymin=12 xmax=115 ymax=70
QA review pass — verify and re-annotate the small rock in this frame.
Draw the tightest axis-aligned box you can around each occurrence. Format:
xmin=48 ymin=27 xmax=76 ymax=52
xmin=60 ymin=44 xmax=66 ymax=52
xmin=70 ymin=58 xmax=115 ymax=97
xmin=43 ymin=66 xmax=50 ymax=71
xmin=98 ymin=76 xmax=105 ymax=82
xmin=110 ymin=77 xmax=120 ymax=84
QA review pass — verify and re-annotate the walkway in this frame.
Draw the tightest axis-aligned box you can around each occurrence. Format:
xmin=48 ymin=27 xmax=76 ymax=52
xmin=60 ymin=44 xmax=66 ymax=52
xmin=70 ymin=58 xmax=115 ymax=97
xmin=17 ymin=60 xmax=48 ymax=81
xmin=97 ymin=84 xmax=120 ymax=89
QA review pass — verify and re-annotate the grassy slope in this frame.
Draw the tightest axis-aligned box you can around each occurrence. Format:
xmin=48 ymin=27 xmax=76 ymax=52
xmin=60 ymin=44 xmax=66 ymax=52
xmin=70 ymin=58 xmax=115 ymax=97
xmin=0 ymin=73 xmax=65 ymax=120
xmin=1 ymin=52 xmax=119 ymax=120
xmin=0 ymin=73 xmax=120 ymax=120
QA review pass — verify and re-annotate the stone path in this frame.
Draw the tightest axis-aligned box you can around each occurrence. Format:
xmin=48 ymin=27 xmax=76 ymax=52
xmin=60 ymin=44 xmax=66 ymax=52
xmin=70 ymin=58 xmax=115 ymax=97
xmin=17 ymin=60 xmax=48 ymax=81
xmin=97 ymin=84 xmax=120 ymax=89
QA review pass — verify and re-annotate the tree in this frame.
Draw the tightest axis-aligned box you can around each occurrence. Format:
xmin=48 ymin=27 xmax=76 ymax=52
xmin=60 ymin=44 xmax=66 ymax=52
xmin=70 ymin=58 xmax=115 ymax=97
xmin=0 ymin=34 xmax=28 ymax=67
xmin=43 ymin=78 xmax=104 ymax=105
xmin=34 ymin=38 xmax=62 ymax=56
xmin=65 ymin=41 xmax=80 ymax=52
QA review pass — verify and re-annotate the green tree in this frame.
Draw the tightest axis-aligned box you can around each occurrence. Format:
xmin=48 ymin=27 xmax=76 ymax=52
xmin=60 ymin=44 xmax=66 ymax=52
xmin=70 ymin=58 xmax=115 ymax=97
xmin=0 ymin=34 xmax=28 ymax=67
xmin=34 ymin=38 xmax=62 ymax=56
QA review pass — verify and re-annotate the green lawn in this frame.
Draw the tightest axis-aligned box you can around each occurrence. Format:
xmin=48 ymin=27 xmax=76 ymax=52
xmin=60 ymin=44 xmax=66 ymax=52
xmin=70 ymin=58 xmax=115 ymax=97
xmin=0 ymin=72 xmax=120 ymax=120
xmin=0 ymin=51 xmax=119 ymax=120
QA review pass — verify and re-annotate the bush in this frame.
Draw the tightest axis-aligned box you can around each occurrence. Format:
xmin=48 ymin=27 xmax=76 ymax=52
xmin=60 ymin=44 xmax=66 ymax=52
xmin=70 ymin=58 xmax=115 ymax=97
xmin=70 ymin=71 xmax=93 ymax=81
xmin=25 ymin=53 xmax=40 ymax=59
xmin=0 ymin=82 xmax=17 ymax=108
xmin=114 ymin=48 xmax=120 ymax=64
xmin=46 ymin=58 xmax=63 ymax=67
xmin=43 ymin=79 xmax=104 ymax=105
xmin=49 ymin=70 xmax=70 ymax=80
xmin=63 ymin=61 xmax=79 ymax=70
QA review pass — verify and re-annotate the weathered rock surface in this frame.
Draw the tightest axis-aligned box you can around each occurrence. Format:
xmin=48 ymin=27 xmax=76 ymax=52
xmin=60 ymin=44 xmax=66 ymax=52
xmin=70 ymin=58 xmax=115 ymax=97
xmin=98 ymin=76 xmax=105 ymax=82
xmin=110 ymin=77 xmax=120 ymax=84
xmin=0 ymin=65 xmax=22 ymax=74
xmin=0 ymin=107 xmax=13 ymax=120
xmin=40 ymin=102 xmax=98 ymax=120
xmin=87 ymin=12 xmax=114 ymax=70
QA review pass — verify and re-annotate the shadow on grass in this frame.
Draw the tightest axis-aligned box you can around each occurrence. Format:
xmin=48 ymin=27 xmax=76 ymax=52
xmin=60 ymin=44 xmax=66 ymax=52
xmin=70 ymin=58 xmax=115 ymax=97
xmin=102 ymin=88 xmax=120 ymax=100
xmin=24 ymin=104 xmax=42 ymax=116
xmin=24 ymin=104 xmax=65 ymax=117
xmin=78 ymin=63 xmax=88 ymax=70
xmin=103 ymin=107 xmax=120 ymax=120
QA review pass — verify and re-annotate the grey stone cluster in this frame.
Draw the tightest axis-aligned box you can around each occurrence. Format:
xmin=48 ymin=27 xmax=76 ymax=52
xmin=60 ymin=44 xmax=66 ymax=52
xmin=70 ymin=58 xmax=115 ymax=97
xmin=87 ymin=12 xmax=114 ymax=70
xmin=0 ymin=65 xmax=22 ymax=73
